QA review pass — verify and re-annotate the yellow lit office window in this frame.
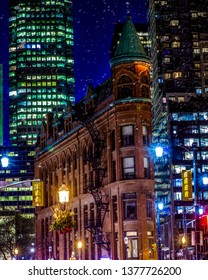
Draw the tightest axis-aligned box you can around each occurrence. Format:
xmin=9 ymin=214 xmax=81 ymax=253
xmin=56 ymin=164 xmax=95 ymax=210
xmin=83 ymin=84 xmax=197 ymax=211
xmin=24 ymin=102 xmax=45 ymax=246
xmin=170 ymin=20 xmax=179 ymax=26
xmin=172 ymin=41 xmax=180 ymax=48
xmin=173 ymin=72 xmax=182 ymax=78
xmin=164 ymin=73 xmax=171 ymax=79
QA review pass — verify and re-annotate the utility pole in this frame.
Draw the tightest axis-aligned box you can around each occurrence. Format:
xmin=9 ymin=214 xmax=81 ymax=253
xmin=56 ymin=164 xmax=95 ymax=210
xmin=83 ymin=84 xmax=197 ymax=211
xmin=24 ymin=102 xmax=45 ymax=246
xmin=193 ymin=142 xmax=200 ymax=260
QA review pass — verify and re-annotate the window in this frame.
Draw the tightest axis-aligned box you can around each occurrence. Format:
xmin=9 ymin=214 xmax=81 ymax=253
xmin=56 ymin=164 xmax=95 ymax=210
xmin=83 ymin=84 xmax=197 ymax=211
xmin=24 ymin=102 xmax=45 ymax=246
xmin=172 ymin=41 xmax=180 ymax=48
xmin=112 ymin=160 xmax=116 ymax=182
xmin=117 ymin=75 xmax=133 ymax=99
xmin=144 ymin=157 xmax=150 ymax=178
xmin=125 ymin=231 xmax=138 ymax=259
xmin=141 ymin=76 xmax=149 ymax=85
xmin=84 ymin=205 xmax=88 ymax=227
xmin=173 ymin=72 xmax=182 ymax=78
xmin=170 ymin=20 xmax=179 ymax=26
xmin=89 ymin=203 xmax=95 ymax=227
xmin=122 ymin=157 xmax=135 ymax=179
xmin=142 ymin=126 xmax=149 ymax=145
xmin=123 ymin=193 xmax=137 ymax=219
xmin=200 ymin=125 xmax=208 ymax=134
xmin=110 ymin=130 xmax=115 ymax=151
xmin=164 ymin=73 xmax=171 ymax=79
xmin=121 ymin=125 xmax=134 ymax=146
xmin=112 ymin=196 xmax=118 ymax=222
xmin=146 ymin=200 xmax=153 ymax=219
xmin=142 ymin=86 xmax=149 ymax=97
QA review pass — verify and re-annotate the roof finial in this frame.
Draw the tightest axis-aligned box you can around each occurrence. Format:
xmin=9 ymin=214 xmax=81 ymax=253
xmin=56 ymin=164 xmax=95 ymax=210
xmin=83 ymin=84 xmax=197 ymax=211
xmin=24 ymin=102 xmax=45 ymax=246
xmin=126 ymin=2 xmax=131 ymax=16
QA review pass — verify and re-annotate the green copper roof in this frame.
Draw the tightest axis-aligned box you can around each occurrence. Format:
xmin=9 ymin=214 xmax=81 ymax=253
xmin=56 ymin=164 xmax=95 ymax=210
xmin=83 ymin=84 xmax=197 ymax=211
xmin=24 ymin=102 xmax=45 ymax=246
xmin=110 ymin=14 xmax=150 ymax=67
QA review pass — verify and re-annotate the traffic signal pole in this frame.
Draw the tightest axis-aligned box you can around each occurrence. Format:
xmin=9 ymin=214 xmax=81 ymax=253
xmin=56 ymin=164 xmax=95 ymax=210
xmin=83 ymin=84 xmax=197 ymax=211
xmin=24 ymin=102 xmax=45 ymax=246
xmin=193 ymin=142 xmax=200 ymax=260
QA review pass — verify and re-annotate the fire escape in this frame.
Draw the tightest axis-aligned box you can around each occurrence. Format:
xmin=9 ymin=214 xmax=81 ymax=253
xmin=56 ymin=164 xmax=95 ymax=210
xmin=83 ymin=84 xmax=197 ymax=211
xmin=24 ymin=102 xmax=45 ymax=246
xmin=73 ymin=101 xmax=110 ymax=257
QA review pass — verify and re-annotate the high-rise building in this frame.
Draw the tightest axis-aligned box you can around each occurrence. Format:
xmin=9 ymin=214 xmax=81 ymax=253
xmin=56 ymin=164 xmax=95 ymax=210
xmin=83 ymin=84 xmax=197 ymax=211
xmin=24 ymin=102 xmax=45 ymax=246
xmin=148 ymin=0 xmax=208 ymax=128
xmin=9 ymin=0 xmax=75 ymax=146
xmin=168 ymin=96 xmax=208 ymax=260
xmin=147 ymin=0 xmax=208 ymax=259
xmin=0 ymin=65 xmax=3 ymax=145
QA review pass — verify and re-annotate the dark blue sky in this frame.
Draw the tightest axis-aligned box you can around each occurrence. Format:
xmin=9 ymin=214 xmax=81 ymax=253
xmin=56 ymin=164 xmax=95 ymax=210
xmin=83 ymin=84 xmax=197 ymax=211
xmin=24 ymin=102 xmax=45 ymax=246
xmin=0 ymin=1 xmax=146 ymax=144
xmin=0 ymin=0 xmax=146 ymax=100
xmin=73 ymin=0 xmax=146 ymax=100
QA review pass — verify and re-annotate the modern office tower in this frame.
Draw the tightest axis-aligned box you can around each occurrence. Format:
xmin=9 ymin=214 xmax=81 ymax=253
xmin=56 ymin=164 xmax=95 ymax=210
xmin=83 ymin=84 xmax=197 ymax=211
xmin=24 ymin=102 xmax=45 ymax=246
xmin=0 ymin=146 xmax=35 ymax=214
xmin=168 ymin=96 xmax=208 ymax=260
xmin=0 ymin=65 xmax=3 ymax=145
xmin=9 ymin=0 xmax=75 ymax=146
xmin=34 ymin=15 xmax=157 ymax=260
xmin=147 ymin=1 xmax=208 ymax=259
xmin=148 ymin=0 xmax=208 ymax=129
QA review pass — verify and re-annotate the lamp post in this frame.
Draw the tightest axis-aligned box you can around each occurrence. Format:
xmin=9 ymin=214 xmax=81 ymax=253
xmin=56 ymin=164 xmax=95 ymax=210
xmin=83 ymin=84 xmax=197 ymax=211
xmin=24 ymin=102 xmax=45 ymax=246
xmin=58 ymin=184 xmax=69 ymax=204
xmin=14 ymin=248 xmax=18 ymax=260
xmin=155 ymin=145 xmax=175 ymax=259
xmin=58 ymin=184 xmax=70 ymax=260
xmin=124 ymin=236 xmax=129 ymax=260
xmin=77 ymin=240 xmax=83 ymax=260
xmin=157 ymin=202 xmax=164 ymax=260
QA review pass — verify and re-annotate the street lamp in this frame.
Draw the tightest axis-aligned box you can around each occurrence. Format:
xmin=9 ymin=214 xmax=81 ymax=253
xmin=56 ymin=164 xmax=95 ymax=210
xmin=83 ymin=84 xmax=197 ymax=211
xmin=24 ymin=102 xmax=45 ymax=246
xmin=155 ymin=145 xmax=175 ymax=259
xmin=14 ymin=248 xmax=18 ymax=260
xmin=124 ymin=236 xmax=129 ymax=260
xmin=58 ymin=184 xmax=69 ymax=204
xmin=77 ymin=240 xmax=83 ymax=260
xmin=155 ymin=146 xmax=163 ymax=158
xmin=1 ymin=156 xmax=9 ymax=168
xmin=157 ymin=202 xmax=164 ymax=260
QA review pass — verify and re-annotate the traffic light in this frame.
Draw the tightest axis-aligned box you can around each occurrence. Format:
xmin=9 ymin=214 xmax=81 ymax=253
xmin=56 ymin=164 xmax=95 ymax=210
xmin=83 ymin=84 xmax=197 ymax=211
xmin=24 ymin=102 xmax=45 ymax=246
xmin=151 ymin=243 xmax=157 ymax=252
xmin=181 ymin=170 xmax=193 ymax=201
xmin=32 ymin=181 xmax=44 ymax=206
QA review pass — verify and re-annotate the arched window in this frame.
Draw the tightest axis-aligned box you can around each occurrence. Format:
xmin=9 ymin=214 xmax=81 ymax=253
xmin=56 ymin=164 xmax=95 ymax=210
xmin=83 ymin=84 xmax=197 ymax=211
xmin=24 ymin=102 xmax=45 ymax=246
xmin=117 ymin=75 xmax=133 ymax=99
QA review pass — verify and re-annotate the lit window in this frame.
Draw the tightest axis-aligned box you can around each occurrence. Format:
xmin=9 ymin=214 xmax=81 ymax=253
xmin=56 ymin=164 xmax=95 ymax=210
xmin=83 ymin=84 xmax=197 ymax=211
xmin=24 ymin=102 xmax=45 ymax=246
xmin=202 ymin=48 xmax=208 ymax=53
xmin=121 ymin=125 xmax=134 ymax=146
xmin=172 ymin=41 xmax=180 ymax=48
xmin=122 ymin=157 xmax=135 ymax=179
xmin=178 ymin=97 xmax=184 ymax=102
xmin=144 ymin=157 xmax=150 ymax=178
xmin=170 ymin=20 xmax=179 ymax=26
xmin=164 ymin=73 xmax=171 ymax=79
xmin=173 ymin=72 xmax=182 ymax=78
xmin=193 ymin=48 xmax=200 ymax=53
xmin=142 ymin=126 xmax=149 ymax=145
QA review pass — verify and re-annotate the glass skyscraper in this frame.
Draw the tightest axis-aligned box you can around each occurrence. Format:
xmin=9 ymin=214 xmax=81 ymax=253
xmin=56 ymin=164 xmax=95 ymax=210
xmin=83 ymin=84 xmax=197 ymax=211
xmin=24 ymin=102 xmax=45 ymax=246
xmin=9 ymin=0 xmax=74 ymax=146
xmin=0 ymin=65 xmax=3 ymax=145
xmin=147 ymin=0 xmax=208 ymax=259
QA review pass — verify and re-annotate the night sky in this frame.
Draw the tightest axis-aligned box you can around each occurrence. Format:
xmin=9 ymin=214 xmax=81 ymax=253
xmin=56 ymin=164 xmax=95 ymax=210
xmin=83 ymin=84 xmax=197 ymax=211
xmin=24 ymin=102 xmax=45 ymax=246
xmin=0 ymin=1 xmax=146 ymax=143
